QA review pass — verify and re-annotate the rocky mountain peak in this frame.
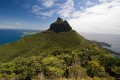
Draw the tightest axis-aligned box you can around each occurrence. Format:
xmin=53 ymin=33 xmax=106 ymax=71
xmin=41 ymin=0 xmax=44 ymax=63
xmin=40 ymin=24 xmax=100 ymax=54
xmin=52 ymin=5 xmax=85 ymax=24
xmin=49 ymin=17 xmax=72 ymax=32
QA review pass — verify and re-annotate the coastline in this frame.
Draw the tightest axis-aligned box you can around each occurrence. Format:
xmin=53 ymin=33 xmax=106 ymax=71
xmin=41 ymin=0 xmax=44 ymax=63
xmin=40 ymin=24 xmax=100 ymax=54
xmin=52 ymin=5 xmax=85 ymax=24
xmin=90 ymin=40 xmax=120 ymax=58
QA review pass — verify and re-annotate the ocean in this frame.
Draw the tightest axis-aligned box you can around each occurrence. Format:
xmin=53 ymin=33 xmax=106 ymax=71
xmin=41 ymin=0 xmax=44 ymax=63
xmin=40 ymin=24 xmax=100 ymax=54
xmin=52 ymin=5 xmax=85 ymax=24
xmin=0 ymin=29 xmax=120 ymax=53
xmin=80 ymin=32 xmax=120 ymax=53
xmin=0 ymin=29 xmax=40 ymax=45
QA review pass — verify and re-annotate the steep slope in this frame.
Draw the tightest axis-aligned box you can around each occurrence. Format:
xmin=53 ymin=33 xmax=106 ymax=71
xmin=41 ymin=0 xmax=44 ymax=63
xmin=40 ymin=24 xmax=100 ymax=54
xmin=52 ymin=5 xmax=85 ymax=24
xmin=0 ymin=30 xmax=93 ymax=61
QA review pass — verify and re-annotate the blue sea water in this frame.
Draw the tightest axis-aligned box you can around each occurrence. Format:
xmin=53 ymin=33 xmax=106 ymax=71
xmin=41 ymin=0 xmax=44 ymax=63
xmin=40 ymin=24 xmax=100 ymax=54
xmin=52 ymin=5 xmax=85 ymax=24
xmin=0 ymin=29 xmax=40 ymax=45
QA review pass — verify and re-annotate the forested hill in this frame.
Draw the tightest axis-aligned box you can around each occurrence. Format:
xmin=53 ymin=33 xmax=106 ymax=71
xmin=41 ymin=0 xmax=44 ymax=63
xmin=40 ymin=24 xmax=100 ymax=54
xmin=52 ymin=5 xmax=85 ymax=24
xmin=0 ymin=17 xmax=120 ymax=80
xmin=0 ymin=30 xmax=92 ymax=61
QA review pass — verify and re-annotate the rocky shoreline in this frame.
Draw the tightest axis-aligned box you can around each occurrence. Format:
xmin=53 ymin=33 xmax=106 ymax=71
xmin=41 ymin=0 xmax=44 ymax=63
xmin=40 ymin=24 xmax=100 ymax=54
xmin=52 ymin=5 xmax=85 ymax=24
xmin=90 ymin=40 xmax=120 ymax=58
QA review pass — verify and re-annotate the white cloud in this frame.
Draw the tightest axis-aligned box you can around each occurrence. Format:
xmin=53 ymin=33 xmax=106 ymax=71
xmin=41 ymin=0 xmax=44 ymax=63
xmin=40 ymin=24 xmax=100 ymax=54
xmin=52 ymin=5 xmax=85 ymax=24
xmin=40 ymin=10 xmax=57 ymax=17
xmin=30 ymin=0 xmax=120 ymax=34
xmin=57 ymin=0 xmax=75 ymax=18
xmin=40 ymin=0 xmax=57 ymax=8
xmin=85 ymin=0 xmax=95 ymax=6
xmin=31 ymin=4 xmax=57 ymax=17
xmin=66 ymin=0 xmax=120 ymax=34
xmin=99 ymin=0 xmax=112 ymax=3
xmin=31 ymin=5 xmax=41 ymax=15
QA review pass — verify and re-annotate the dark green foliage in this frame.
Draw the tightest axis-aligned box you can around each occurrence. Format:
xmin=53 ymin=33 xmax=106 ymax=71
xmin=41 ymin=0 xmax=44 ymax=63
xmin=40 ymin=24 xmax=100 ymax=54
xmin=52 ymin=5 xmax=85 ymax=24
xmin=1 ymin=62 xmax=16 ymax=80
xmin=0 ymin=48 xmax=120 ymax=80
xmin=87 ymin=60 xmax=107 ymax=77
xmin=99 ymin=54 xmax=120 ymax=78
xmin=14 ymin=57 xmax=30 ymax=80
xmin=67 ymin=65 xmax=87 ymax=78
xmin=42 ymin=56 xmax=65 ymax=79
xmin=0 ymin=30 xmax=120 ymax=79
xmin=111 ymin=66 xmax=120 ymax=77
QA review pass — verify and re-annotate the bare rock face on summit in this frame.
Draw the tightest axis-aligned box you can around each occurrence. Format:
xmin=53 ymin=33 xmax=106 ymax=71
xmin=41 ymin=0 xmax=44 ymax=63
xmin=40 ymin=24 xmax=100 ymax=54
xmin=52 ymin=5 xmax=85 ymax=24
xmin=49 ymin=17 xmax=72 ymax=32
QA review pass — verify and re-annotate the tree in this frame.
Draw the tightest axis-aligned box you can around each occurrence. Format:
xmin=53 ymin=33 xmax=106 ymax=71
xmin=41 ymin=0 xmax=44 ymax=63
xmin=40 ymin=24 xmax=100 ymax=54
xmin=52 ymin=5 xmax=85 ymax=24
xmin=111 ymin=66 xmax=120 ymax=78
xmin=68 ymin=65 xmax=86 ymax=78
xmin=1 ymin=62 xmax=16 ymax=80
xmin=28 ymin=56 xmax=43 ymax=78
xmin=87 ymin=60 xmax=107 ymax=78
xmin=42 ymin=56 xmax=65 ymax=79
xmin=14 ymin=57 xmax=30 ymax=80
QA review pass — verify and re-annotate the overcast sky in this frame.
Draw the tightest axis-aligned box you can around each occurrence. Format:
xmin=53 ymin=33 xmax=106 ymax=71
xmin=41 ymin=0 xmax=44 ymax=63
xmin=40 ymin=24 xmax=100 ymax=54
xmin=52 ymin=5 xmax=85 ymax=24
xmin=0 ymin=0 xmax=120 ymax=34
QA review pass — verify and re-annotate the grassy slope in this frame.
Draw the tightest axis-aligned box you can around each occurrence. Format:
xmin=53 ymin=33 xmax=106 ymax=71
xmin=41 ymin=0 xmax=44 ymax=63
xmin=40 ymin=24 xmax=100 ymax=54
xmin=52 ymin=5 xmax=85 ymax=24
xmin=0 ymin=30 xmax=94 ymax=61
